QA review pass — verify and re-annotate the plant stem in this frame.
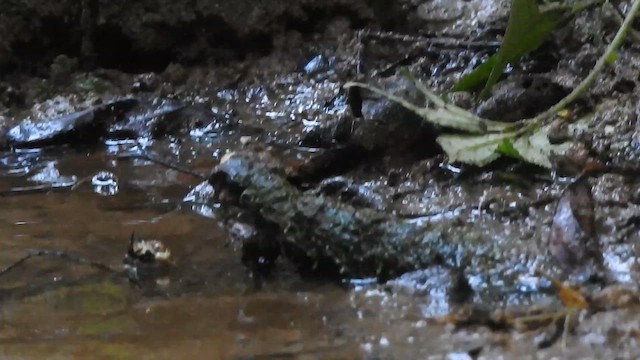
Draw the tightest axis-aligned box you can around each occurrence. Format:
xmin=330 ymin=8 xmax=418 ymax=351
xmin=531 ymin=0 xmax=640 ymax=123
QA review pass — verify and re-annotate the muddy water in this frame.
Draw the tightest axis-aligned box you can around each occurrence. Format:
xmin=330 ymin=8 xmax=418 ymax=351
xmin=0 ymin=142 xmax=447 ymax=359
xmin=2 ymin=145 xmax=639 ymax=359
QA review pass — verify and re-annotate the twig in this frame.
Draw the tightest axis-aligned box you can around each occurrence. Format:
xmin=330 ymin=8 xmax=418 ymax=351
xmin=0 ymin=182 xmax=76 ymax=196
xmin=360 ymin=30 xmax=502 ymax=50
xmin=609 ymin=2 xmax=640 ymax=43
xmin=530 ymin=0 xmax=640 ymax=124
xmin=0 ymin=249 xmax=120 ymax=278
xmin=117 ymin=152 xmax=207 ymax=181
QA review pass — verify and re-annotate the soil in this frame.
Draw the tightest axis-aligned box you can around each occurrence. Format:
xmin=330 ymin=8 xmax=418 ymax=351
xmin=1 ymin=0 xmax=640 ymax=358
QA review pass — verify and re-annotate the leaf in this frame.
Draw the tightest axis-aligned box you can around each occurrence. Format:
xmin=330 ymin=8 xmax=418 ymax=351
xmin=512 ymin=129 xmax=571 ymax=168
xmin=438 ymin=128 xmax=572 ymax=168
xmin=450 ymin=55 xmax=500 ymax=92
xmin=344 ymin=81 xmax=513 ymax=134
xmin=535 ymin=269 xmax=589 ymax=309
xmin=437 ymin=132 xmax=516 ymax=166
xmin=452 ymin=0 xmax=564 ymax=96
xmin=344 ymin=79 xmax=577 ymax=168
xmin=479 ymin=55 xmax=507 ymax=98
xmin=496 ymin=138 xmax=521 ymax=159
xmin=499 ymin=0 xmax=563 ymax=64
xmin=557 ymin=284 xmax=589 ymax=309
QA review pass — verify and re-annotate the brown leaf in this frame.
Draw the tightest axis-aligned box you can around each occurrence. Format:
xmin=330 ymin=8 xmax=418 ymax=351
xmin=548 ymin=176 xmax=600 ymax=268
xmin=535 ymin=269 xmax=589 ymax=309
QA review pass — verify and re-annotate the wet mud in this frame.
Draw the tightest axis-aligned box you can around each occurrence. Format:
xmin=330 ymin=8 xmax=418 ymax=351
xmin=2 ymin=0 xmax=640 ymax=358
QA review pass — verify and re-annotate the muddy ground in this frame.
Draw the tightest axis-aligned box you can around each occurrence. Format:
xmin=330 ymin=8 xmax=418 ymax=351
xmin=2 ymin=0 xmax=640 ymax=358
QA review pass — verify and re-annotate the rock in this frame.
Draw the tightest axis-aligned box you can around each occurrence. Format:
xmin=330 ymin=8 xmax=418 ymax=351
xmin=7 ymin=98 xmax=138 ymax=148
xmin=209 ymin=149 xmax=536 ymax=283
xmin=476 ymin=75 xmax=569 ymax=122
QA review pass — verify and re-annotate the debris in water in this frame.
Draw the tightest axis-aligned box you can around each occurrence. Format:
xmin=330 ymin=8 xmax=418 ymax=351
xmin=91 ymin=171 xmax=119 ymax=196
xmin=126 ymin=233 xmax=172 ymax=263
xmin=535 ymin=269 xmax=588 ymax=310
xmin=124 ymin=233 xmax=173 ymax=284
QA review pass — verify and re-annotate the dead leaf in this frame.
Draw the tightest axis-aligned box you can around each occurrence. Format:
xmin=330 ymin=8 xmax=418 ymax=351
xmin=513 ymin=129 xmax=571 ymax=168
xmin=535 ymin=269 xmax=589 ymax=309
xmin=436 ymin=133 xmax=514 ymax=166
xmin=344 ymin=80 xmax=572 ymax=169
xmin=548 ymin=176 xmax=599 ymax=268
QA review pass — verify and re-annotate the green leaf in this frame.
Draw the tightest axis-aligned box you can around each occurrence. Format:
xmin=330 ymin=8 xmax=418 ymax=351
xmin=499 ymin=0 xmax=563 ymax=63
xmin=450 ymin=55 xmax=500 ymax=92
xmin=479 ymin=55 xmax=507 ymax=98
xmin=452 ymin=0 xmax=564 ymax=96
xmin=345 ymin=77 xmax=573 ymax=168
xmin=512 ymin=128 xmax=571 ymax=168
xmin=497 ymin=138 xmax=521 ymax=159
xmin=438 ymin=130 xmax=571 ymax=168
xmin=437 ymin=133 xmax=516 ymax=166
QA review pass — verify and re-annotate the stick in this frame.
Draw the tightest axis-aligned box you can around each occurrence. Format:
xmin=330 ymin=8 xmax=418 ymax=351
xmin=0 ymin=249 xmax=120 ymax=278
xmin=117 ymin=152 xmax=207 ymax=181
xmin=530 ymin=0 xmax=640 ymax=123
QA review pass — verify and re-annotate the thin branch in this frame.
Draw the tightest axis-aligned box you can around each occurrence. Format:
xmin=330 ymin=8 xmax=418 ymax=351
xmin=117 ymin=152 xmax=207 ymax=181
xmin=0 ymin=182 xmax=76 ymax=196
xmin=0 ymin=249 xmax=120 ymax=278
xmin=609 ymin=2 xmax=640 ymax=43
xmin=531 ymin=0 xmax=640 ymax=123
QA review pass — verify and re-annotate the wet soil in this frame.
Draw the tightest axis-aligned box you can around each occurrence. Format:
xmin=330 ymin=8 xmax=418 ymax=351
xmin=3 ymin=0 xmax=640 ymax=359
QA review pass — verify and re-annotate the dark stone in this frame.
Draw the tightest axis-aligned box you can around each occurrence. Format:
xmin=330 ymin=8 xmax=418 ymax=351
xmin=7 ymin=98 xmax=138 ymax=148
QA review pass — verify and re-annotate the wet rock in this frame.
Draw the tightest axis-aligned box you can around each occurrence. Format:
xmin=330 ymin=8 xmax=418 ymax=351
xmin=131 ymin=73 xmax=160 ymax=93
xmin=354 ymin=75 xmax=441 ymax=155
xmin=302 ymin=54 xmax=329 ymax=75
xmin=115 ymin=102 xmax=186 ymax=139
xmin=406 ymin=0 xmax=509 ymax=35
xmin=476 ymin=75 xmax=570 ymax=122
xmin=386 ymin=266 xmax=474 ymax=310
xmin=296 ymin=75 xmax=441 ymax=181
xmin=299 ymin=113 xmax=354 ymax=148
xmin=7 ymin=98 xmax=138 ymax=148
xmin=210 ymin=149 xmax=538 ymax=284
xmin=417 ymin=0 xmax=464 ymax=23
